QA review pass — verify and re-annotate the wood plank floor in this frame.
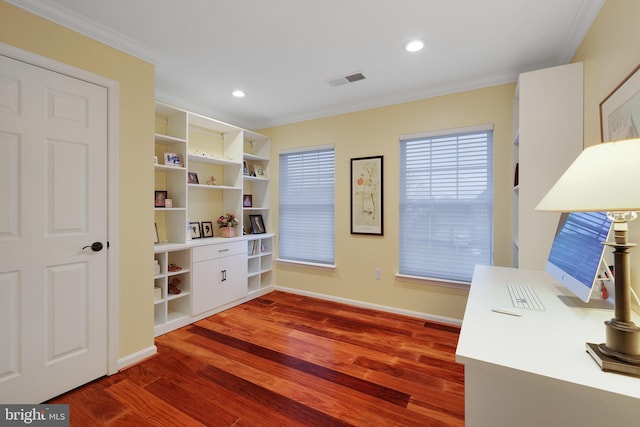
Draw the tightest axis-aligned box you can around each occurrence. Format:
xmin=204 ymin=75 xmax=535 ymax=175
xmin=47 ymin=291 xmax=464 ymax=426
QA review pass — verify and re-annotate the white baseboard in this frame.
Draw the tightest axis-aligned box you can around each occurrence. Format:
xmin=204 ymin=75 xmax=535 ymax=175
xmin=274 ymin=286 xmax=462 ymax=327
xmin=117 ymin=345 xmax=157 ymax=371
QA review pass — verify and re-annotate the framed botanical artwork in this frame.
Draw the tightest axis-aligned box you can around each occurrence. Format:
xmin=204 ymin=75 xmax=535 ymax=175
xmin=188 ymin=171 xmax=199 ymax=184
xmin=201 ymin=221 xmax=213 ymax=238
xmin=249 ymin=214 xmax=266 ymax=234
xmin=243 ymin=194 xmax=253 ymax=207
xmin=351 ymin=156 xmax=383 ymax=235
xmin=154 ymin=190 xmax=167 ymax=208
xmin=189 ymin=221 xmax=201 ymax=239
xmin=600 ymin=64 xmax=640 ymax=142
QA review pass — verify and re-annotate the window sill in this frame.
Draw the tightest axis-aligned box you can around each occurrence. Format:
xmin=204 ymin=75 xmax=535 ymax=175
xmin=395 ymin=273 xmax=470 ymax=290
xmin=276 ymin=258 xmax=336 ymax=270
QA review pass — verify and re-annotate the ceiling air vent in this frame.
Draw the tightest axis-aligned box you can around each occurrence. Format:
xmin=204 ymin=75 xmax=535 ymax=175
xmin=329 ymin=72 xmax=366 ymax=87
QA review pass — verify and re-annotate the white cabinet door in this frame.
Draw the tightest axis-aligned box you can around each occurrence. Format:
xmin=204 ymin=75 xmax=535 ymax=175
xmin=192 ymin=252 xmax=247 ymax=316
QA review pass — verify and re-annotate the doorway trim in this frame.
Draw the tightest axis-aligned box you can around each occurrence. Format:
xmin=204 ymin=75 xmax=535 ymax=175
xmin=0 ymin=41 xmax=120 ymax=375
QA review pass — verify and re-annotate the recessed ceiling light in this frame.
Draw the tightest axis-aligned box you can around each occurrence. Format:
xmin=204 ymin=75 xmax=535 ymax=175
xmin=232 ymin=90 xmax=245 ymax=98
xmin=404 ymin=39 xmax=425 ymax=53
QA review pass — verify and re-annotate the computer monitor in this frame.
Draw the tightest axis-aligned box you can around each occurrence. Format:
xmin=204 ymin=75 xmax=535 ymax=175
xmin=545 ymin=211 xmax=613 ymax=303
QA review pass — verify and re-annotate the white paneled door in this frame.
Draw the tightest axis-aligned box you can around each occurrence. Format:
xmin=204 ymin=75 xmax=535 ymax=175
xmin=0 ymin=54 xmax=108 ymax=403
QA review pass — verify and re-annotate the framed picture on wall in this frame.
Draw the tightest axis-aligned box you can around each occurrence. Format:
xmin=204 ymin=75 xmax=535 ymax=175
xmin=350 ymin=156 xmax=384 ymax=235
xmin=600 ymin=63 xmax=640 ymax=142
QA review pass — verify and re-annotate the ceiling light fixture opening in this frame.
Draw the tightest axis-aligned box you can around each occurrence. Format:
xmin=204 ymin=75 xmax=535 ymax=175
xmin=404 ymin=39 xmax=425 ymax=53
xmin=232 ymin=90 xmax=245 ymax=98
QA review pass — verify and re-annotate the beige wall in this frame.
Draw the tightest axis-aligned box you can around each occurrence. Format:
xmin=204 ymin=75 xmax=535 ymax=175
xmin=573 ymin=0 xmax=640 ymax=299
xmin=0 ymin=1 xmax=156 ymax=358
xmin=262 ymin=84 xmax=516 ymax=321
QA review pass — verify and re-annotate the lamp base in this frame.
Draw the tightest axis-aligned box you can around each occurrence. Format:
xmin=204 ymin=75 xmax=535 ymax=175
xmin=586 ymin=342 xmax=640 ymax=378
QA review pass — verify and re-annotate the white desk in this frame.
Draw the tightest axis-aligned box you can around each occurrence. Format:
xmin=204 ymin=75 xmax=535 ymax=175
xmin=456 ymin=265 xmax=640 ymax=427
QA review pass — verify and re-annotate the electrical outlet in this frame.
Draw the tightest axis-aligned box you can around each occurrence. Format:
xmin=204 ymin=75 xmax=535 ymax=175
xmin=375 ymin=268 xmax=382 ymax=280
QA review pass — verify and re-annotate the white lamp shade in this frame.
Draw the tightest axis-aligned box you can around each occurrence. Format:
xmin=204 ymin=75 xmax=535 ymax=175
xmin=536 ymin=138 xmax=640 ymax=212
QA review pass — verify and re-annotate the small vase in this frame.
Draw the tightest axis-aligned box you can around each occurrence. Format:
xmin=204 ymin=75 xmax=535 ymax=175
xmin=221 ymin=226 xmax=234 ymax=238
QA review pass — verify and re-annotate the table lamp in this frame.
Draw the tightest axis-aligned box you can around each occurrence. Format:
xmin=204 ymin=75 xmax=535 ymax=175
xmin=536 ymin=138 xmax=640 ymax=377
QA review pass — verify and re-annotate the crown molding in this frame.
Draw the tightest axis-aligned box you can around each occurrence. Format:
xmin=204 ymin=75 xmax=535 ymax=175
xmin=6 ymin=0 xmax=160 ymax=64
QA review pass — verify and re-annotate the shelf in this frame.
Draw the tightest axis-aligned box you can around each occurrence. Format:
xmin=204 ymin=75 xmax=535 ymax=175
xmin=188 ymin=183 xmax=242 ymax=191
xmin=243 ymin=153 xmax=269 ymax=162
xmin=243 ymin=175 xmax=269 ymax=182
xmin=188 ymin=154 xmax=240 ymax=166
xmin=155 ymin=164 xmax=186 ymax=172
xmin=155 ymin=133 xmax=187 ymax=145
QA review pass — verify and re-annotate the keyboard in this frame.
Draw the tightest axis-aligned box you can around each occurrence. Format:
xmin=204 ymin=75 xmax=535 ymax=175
xmin=507 ymin=283 xmax=546 ymax=311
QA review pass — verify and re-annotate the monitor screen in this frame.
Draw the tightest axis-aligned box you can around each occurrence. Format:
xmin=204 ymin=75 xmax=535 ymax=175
xmin=545 ymin=211 xmax=612 ymax=302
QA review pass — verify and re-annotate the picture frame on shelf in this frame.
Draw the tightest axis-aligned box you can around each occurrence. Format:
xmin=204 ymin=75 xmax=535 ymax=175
xmin=164 ymin=152 xmax=183 ymax=167
xmin=243 ymin=160 xmax=250 ymax=175
xmin=253 ymin=165 xmax=267 ymax=178
xmin=243 ymin=194 xmax=253 ymax=207
xmin=154 ymin=190 xmax=167 ymax=208
xmin=201 ymin=221 xmax=214 ymax=238
xmin=600 ymin=63 xmax=640 ymax=142
xmin=249 ymin=214 xmax=266 ymax=234
xmin=350 ymin=155 xmax=384 ymax=235
xmin=188 ymin=171 xmax=199 ymax=184
xmin=190 ymin=222 xmax=201 ymax=239
xmin=154 ymin=223 xmax=159 ymax=244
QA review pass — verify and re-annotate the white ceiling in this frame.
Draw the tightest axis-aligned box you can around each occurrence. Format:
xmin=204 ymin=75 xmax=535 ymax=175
xmin=9 ymin=0 xmax=604 ymax=130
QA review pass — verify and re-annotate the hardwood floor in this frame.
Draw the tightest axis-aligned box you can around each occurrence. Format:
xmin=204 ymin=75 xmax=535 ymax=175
xmin=48 ymin=291 xmax=464 ymax=426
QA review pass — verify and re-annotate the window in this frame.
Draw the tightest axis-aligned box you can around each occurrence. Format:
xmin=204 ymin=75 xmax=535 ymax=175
xmin=399 ymin=126 xmax=493 ymax=283
xmin=279 ymin=146 xmax=335 ymax=265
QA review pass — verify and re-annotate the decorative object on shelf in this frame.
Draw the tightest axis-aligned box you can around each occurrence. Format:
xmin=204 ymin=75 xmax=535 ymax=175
xmin=249 ymin=214 xmax=266 ymax=234
xmin=243 ymin=194 xmax=253 ymax=207
xmin=206 ymin=176 xmax=216 ymax=185
xmin=165 ymin=198 xmax=173 ymax=208
xmin=536 ymin=138 xmax=640 ymax=377
xmin=154 ymin=223 xmax=159 ymax=244
xmin=154 ymin=155 xmax=158 ymax=165
xmin=189 ymin=222 xmax=201 ymax=239
xmin=351 ymin=155 xmax=384 ymax=235
xmin=154 ymin=190 xmax=167 ymax=208
xmin=168 ymin=263 xmax=182 ymax=272
xmin=243 ymin=160 xmax=249 ymax=175
xmin=188 ymin=172 xmax=199 ymax=184
xmin=201 ymin=221 xmax=214 ymax=238
xmin=217 ymin=214 xmax=239 ymax=238
xmin=600 ymin=63 xmax=640 ymax=142
xmin=154 ymin=259 xmax=160 ymax=275
xmin=221 ymin=226 xmax=235 ymax=238
xmin=253 ymin=165 xmax=267 ymax=178
xmin=154 ymin=286 xmax=162 ymax=301
xmin=164 ymin=152 xmax=183 ymax=167
xmin=168 ymin=277 xmax=182 ymax=294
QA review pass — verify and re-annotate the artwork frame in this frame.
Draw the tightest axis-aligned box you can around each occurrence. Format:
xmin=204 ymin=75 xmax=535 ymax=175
xmin=600 ymin=63 xmax=640 ymax=142
xmin=243 ymin=194 xmax=253 ymax=207
xmin=253 ymin=164 xmax=267 ymax=178
xmin=188 ymin=171 xmax=199 ymax=184
xmin=243 ymin=160 xmax=250 ymax=175
xmin=201 ymin=221 xmax=214 ymax=238
xmin=164 ymin=152 xmax=183 ymax=167
xmin=154 ymin=223 xmax=159 ymax=244
xmin=154 ymin=190 xmax=167 ymax=208
xmin=189 ymin=221 xmax=201 ymax=239
xmin=249 ymin=214 xmax=266 ymax=234
xmin=351 ymin=155 xmax=383 ymax=235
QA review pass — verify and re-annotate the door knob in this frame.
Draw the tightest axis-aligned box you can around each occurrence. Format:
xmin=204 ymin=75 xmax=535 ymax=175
xmin=82 ymin=242 xmax=104 ymax=252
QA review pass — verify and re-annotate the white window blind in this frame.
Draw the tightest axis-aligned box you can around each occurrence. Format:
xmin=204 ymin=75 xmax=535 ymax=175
xmin=399 ymin=128 xmax=493 ymax=283
xmin=279 ymin=147 xmax=335 ymax=265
